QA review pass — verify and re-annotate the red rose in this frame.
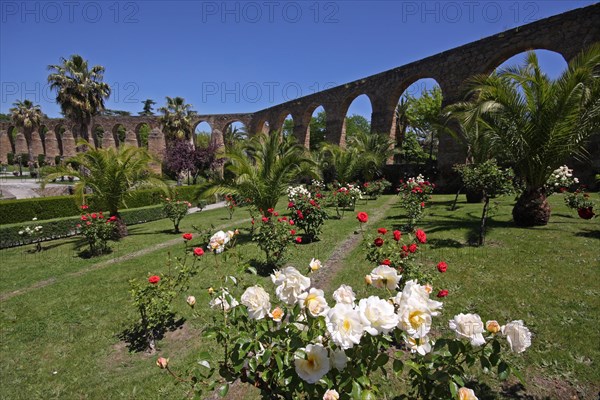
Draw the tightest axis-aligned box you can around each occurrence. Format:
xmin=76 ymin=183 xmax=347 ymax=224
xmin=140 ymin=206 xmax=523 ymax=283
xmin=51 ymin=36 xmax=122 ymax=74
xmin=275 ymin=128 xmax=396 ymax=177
xmin=316 ymin=193 xmax=323 ymax=198
xmin=437 ymin=261 xmax=448 ymax=273
xmin=437 ymin=289 xmax=449 ymax=298
xmin=193 ymin=248 xmax=204 ymax=256
xmin=262 ymin=217 xmax=269 ymax=223
xmin=288 ymin=202 xmax=295 ymax=208
xmin=382 ymin=259 xmax=391 ymax=266
xmin=420 ymin=202 xmax=425 ymax=208
xmin=377 ymin=228 xmax=387 ymax=235
xmin=401 ymin=245 xmax=408 ymax=252
xmin=107 ymin=216 xmax=117 ymax=222
xmin=81 ymin=215 xmax=87 ymax=221
xmin=290 ymin=229 xmax=296 ymax=235
xmin=267 ymin=208 xmax=274 ymax=214
xmin=148 ymin=275 xmax=160 ymax=284
xmin=357 ymin=212 xmax=368 ymax=223
xmin=86 ymin=221 xmax=91 ymax=226
xmin=273 ymin=211 xmax=279 ymax=217
xmin=578 ymin=207 xmax=595 ymax=220
xmin=374 ymin=237 xmax=384 ymax=247
xmin=289 ymin=220 xmax=295 ymax=226
xmin=91 ymin=213 xmax=97 ymax=219
xmin=295 ymin=237 xmax=302 ymax=244
xmin=251 ymin=218 xmax=255 ymax=225
xmin=408 ymin=243 xmax=418 ymax=253
xmin=81 ymin=205 xmax=89 ymax=210
xmin=281 ymin=216 xmax=287 ymax=221
xmin=309 ymin=199 xmax=316 ymax=206
xmin=393 ymin=230 xmax=401 ymax=241
xmin=182 ymin=233 xmax=193 ymax=241
xmin=415 ymin=229 xmax=427 ymax=244
xmin=277 ymin=218 xmax=282 ymax=222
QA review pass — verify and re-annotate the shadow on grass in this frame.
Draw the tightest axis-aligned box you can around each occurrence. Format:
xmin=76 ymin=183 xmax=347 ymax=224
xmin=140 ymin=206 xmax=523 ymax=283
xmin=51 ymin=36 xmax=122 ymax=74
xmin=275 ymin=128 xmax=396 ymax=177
xmin=119 ymin=315 xmax=185 ymax=353
xmin=575 ymin=229 xmax=600 ymax=240
xmin=248 ymin=258 xmax=276 ymax=277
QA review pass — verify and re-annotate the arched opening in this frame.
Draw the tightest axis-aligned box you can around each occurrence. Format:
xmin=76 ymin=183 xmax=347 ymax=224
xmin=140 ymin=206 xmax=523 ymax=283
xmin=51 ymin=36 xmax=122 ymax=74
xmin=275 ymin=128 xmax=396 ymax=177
xmin=255 ymin=120 xmax=269 ymax=135
xmin=194 ymin=121 xmax=212 ymax=148
xmin=136 ymin=123 xmax=151 ymax=148
xmin=281 ymin=114 xmax=294 ymax=138
xmin=112 ymin=124 xmax=126 ymax=147
xmin=344 ymin=94 xmax=373 ymax=143
xmin=36 ymin=125 xmax=48 ymax=164
xmin=93 ymin=125 xmax=105 ymax=148
xmin=54 ymin=125 xmax=66 ymax=157
xmin=308 ymin=106 xmax=326 ymax=151
xmin=394 ymin=78 xmax=443 ymax=165
xmin=223 ymin=121 xmax=248 ymax=148
xmin=493 ymin=49 xmax=567 ymax=79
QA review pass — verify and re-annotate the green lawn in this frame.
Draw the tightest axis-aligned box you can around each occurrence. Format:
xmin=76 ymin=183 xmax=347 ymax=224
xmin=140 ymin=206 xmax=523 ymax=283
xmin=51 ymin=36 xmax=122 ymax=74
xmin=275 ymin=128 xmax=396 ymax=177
xmin=0 ymin=193 xmax=598 ymax=399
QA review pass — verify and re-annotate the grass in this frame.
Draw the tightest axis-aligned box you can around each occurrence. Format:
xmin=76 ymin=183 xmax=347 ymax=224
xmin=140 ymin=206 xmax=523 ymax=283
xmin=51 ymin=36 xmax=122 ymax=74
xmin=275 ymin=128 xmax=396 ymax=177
xmin=0 ymin=193 xmax=598 ymax=399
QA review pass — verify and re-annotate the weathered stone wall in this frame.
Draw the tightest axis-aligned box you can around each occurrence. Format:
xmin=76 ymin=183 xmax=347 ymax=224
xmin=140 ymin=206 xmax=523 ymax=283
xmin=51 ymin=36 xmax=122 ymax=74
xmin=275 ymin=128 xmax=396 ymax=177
xmin=1 ymin=4 xmax=598 ymax=187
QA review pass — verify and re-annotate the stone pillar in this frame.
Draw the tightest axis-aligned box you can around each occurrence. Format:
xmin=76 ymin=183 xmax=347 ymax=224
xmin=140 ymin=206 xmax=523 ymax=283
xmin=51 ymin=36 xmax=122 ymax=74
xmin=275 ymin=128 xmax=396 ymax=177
xmin=147 ymin=127 xmax=165 ymax=174
xmin=325 ymin=111 xmax=346 ymax=148
xmin=0 ymin=130 xmax=10 ymax=164
xmin=62 ymin=130 xmax=77 ymax=158
xmin=44 ymin=132 xmax=60 ymax=163
xmin=15 ymin=131 xmax=28 ymax=156
xmin=293 ymin=116 xmax=311 ymax=148
xmin=125 ymin=129 xmax=139 ymax=147
xmin=370 ymin=98 xmax=398 ymax=165
xmin=435 ymin=95 xmax=466 ymax=192
xmin=31 ymin=131 xmax=44 ymax=159
xmin=102 ymin=132 xmax=117 ymax=149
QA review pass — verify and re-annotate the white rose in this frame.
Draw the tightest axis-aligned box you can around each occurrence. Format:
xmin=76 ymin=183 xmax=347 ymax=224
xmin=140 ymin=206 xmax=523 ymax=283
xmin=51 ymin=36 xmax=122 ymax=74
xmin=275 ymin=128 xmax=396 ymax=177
xmin=326 ymin=303 xmax=365 ymax=349
xmin=32 ymin=217 xmax=37 ymax=221
xmin=298 ymin=288 xmax=329 ymax=317
xmin=449 ymin=313 xmax=486 ymax=346
xmin=398 ymin=280 xmax=443 ymax=315
xmin=358 ymin=296 xmax=399 ymax=336
xmin=458 ymin=387 xmax=479 ymax=400
xmin=502 ymin=320 xmax=532 ymax=353
xmin=333 ymin=284 xmax=356 ymax=305
xmin=241 ymin=286 xmax=271 ymax=320
xmin=209 ymin=290 xmax=238 ymax=312
xmin=309 ymin=258 xmax=322 ymax=271
xmin=323 ymin=389 xmax=340 ymax=400
xmin=294 ymin=344 xmax=330 ymax=384
xmin=397 ymin=295 xmax=433 ymax=338
xmin=405 ymin=335 xmax=432 ymax=355
xmin=273 ymin=266 xmax=311 ymax=305
xmin=369 ymin=265 xmax=401 ymax=290
xmin=329 ymin=348 xmax=347 ymax=370
xmin=574 ymin=177 xmax=579 ymax=183
xmin=186 ymin=295 xmax=196 ymax=307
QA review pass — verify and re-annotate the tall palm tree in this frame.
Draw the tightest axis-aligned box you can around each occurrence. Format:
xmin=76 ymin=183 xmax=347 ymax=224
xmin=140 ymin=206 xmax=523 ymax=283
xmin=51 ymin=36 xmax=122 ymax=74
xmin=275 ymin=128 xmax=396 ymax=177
xmin=224 ymin=124 xmax=248 ymax=149
xmin=319 ymin=144 xmax=362 ymax=185
xmin=200 ymin=133 xmax=318 ymax=212
xmin=9 ymin=100 xmax=44 ymax=163
xmin=43 ymin=141 xmax=167 ymax=236
xmin=347 ymin=130 xmax=397 ymax=181
xmin=452 ymin=45 xmax=600 ymax=226
xmin=158 ymin=97 xmax=197 ymax=141
xmin=47 ymin=55 xmax=110 ymax=145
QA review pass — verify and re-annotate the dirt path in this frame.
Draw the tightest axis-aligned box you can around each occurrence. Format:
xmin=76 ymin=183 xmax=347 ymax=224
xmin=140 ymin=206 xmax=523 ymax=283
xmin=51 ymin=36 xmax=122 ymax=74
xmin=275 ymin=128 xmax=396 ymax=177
xmin=0 ymin=215 xmax=250 ymax=302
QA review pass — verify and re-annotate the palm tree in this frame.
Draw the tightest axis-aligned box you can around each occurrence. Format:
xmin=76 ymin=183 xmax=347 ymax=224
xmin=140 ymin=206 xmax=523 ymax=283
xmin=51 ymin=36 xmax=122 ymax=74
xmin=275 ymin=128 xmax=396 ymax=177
xmin=319 ymin=144 xmax=362 ymax=185
xmin=347 ymin=130 xmax=397 ymax=181
xmin=200 ymin=133 xmax=318 ymax=213
xmin=9 ymin=100 xmax=44 ymax=163
xmin=224 ymin=124 xmax=248 ymax=149
xmin=158 ymin=97 xmax=197 ymax=141
xmin=47 ymin=55 xmax=110 ymax=146
xmin=452 ymin=45 xmax=600 ymax=226
xmin=43 ymin=141 xmax=167 ymax=236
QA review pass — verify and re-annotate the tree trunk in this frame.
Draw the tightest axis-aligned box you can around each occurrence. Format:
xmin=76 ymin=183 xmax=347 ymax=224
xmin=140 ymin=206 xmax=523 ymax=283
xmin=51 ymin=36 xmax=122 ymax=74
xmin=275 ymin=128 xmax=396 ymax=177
xmin=479 ymin=196 xmax=489 ymax=246
xmin=113 ymin=212 xmax=129 ymax=238
xmin=512 ymin=188 xmax=551 ymax=227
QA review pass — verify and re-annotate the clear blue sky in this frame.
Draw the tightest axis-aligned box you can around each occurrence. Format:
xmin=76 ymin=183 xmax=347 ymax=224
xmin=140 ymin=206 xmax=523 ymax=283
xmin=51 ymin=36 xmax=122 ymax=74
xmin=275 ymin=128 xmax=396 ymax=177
xmin=0 ymin=0 xmax=595 ymax=120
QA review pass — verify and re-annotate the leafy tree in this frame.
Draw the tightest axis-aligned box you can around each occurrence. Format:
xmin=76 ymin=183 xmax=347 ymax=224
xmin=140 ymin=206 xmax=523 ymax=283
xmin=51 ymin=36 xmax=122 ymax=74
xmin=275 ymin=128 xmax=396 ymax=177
xmin=200 ymin=133 xmax=318 ymax=212
xmin=158 ymin=97 xmax=197 ymax=141
xmin=9 ymin=100 xmax=44 ymax=162
xmin=100 ymin=109 xmax=131 ymax=117
xmin=345 ymin=114 xmax=371 ymax=141
xmin=224 ymin=124 xmax=248 ymax=149
xmin=0 ymin=113 xmax=10 ymax=122
xmin=282 ymin=118 xmax=294 ymax=138
xmin=47 ymin=55 xmax=111 ymax=145
xmin=405 ymin=86 xmax=443 ymax=160
xmin=452 ymin=46 xmax=600 ymax=226
xmin=138 ymin=124 xmax=150 ymax=147
xmin=139 ymin=99 xmax=156 ymax=116
xmin=164 ymin=139 xmax=220 ymax=184
xmin=319 ymin=144 xmax=362 ymax=185
xmin=347 ymin=130 xmax=396 ymax=181
xmin=43 ymin=141 xmax=166 ymax=236
xmin=309 ymin=111 xmax=327 ymax=151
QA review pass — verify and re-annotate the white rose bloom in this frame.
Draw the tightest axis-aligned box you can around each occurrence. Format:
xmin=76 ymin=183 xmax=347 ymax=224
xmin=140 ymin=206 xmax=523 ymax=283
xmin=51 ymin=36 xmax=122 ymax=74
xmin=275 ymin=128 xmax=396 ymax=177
xmin=502 ymin=320 xmax=532 ymax=353
xmin=294 ymin=344 xmax=330 ymax=384
xmin=397 ymin=295 xmax=433 ymax=338
xmin=273 ymin=266 xmax=311 ymax=305
xmin=208 ymin=230 xmax=229 ymax=253
xmin=18 ymin=231 xmax=24 ymax=235
xmin=333 ymin=284 xmax=356 ymax=305
xmin=298 ymin=288 xmax=330 ymax=317
xmin=405 ymin=335 xmax=432 ymax=355
xmin=574 ymin=177 xmax=579 ymax=183
xmin=449 ymin=313 xmax=486 ymax=346
xmin=209 ymin=290 xmax=238 ymax=312
xmin=398 ymin=280 xmax=443 ymax=315
xmin=309 ymin=258 xmax=322 ymax=271
xmin=323 ymin=389 xmax=340 ymax=400
xmin=369 ymin=265 xmax=401 ymax=290
xmin=458 ymin=387 xmax=479 ymax=400
xmin=32 ymin=217 xmax=37 ymax=221
xmin=358 ymin=296 xmax=399 ymax=336
xmin=241 ymin=286 xmax=271 ymax=320
xmin=330 ymin=348 xmax=348 ymax=370
xmin=326 ymin=303 xmax=365 ymax=349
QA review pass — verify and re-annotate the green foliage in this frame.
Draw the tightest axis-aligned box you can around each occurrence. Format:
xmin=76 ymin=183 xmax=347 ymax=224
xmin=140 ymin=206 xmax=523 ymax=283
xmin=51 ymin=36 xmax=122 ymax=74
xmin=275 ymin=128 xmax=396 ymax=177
xmin=7 ymin=152 xmax=15 ymax=165
xmin=363 ymin=179 xmax=392 ymax=199
xmin=454 ymin=160 xmax=514 ymax=199
xmin=287 ymin=194 xmax=328 ymax=241
xmin=158 ymin=96 xmax=197 ymax=140
xmin=252 ymin=211 xmax=296 ymax=267
xmin=78 ymin=209 xmax=116 ymax=256
xmin=345 ymin=114 xmax=371 ymax=140
xmin=162 ymin=197 xmax=192 ymax=233
xmin=564 ymin=189 xmax=595 ymax=210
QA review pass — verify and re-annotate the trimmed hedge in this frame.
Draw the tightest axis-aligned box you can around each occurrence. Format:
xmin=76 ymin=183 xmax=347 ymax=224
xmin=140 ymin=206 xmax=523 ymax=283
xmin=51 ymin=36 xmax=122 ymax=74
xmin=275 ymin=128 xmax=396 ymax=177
xmin=0 ymin=185 xmax=200 ymax=225
xmin=0 ymin=205 xmax=165 ymax=249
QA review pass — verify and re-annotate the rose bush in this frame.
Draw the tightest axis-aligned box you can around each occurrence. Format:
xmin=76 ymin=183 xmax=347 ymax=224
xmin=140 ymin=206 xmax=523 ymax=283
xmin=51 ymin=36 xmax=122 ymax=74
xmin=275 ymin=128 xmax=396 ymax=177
xmin=287 ymin=194 xmax=328 ymax=242
xmin=252 ymin=209 xmax=298 ymax=268
xmin=397 ymin=175 xmax=434 ymax=231
xmin=162 ymin=196 xmax=192 ymax=233
xmin=76 ymin=207 xmax=116 ymax=256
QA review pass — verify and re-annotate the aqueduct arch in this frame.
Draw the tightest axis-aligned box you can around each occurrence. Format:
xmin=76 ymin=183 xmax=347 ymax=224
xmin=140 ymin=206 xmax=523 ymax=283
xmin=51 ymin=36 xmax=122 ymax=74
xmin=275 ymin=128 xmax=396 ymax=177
xmin=0 ymin=4 xmax=598 ymax=185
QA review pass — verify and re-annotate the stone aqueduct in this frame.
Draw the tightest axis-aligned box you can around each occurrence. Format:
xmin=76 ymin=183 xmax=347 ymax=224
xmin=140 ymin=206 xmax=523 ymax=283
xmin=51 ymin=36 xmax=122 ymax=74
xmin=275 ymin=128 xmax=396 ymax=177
xmin=1 ymin=4 xmax=599 ymax=186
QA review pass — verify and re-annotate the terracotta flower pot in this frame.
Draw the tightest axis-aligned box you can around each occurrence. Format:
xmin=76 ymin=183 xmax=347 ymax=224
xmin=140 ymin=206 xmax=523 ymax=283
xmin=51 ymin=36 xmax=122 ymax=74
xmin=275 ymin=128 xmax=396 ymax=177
xmin=577 ymin=207 xmax=595 ymax=220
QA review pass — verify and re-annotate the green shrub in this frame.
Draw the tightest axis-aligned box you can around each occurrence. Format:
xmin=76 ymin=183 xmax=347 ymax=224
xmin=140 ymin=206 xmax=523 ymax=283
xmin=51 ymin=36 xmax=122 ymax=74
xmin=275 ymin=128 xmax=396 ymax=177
xmin=7 ymin=153 xmax=15 ymax=165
